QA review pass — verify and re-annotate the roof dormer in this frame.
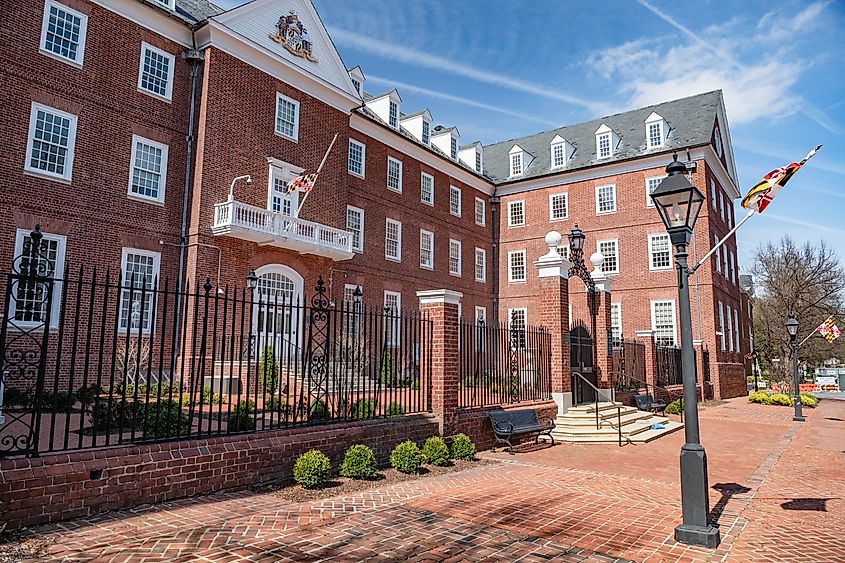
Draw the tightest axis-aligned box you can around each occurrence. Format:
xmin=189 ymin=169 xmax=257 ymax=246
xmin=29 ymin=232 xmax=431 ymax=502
xmin=645 ymin=112 xmax=667 ymax=149
xmin=508 ymin=144 xmax=533 ymax=177
xmin=595 ymin=123 xmax=618 ymax=160
xmin=549 ymin=134 xmax=574 ymax=169
xmin=400 ymin=109 xmax=433 ymax=146
xmin=347 ymin=66 xmax=365 ymax=97
xmin=458 ymin=141 xmax=484 ymax=174
xmin=431 ymin=126 xmax=460 ymax=161
xmin=364 ymin=89 xmax=402 ymax=130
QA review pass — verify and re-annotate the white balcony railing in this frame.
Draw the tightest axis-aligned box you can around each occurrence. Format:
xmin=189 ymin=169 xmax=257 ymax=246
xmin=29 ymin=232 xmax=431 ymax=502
xmin=212 ymin=199 xmax=353 ymax=261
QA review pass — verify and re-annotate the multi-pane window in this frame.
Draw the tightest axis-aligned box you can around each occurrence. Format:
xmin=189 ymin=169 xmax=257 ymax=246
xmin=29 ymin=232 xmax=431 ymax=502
xmin=450 ymin=137 xmax=458 ymax=160
xmin=552 ymin=142 xmax=566 ymax=168
xmin=449 ymin=185 xmax=461 ymax=216
xmin=734 ymin=307 xmax=741 ymax=352
xmin=475 ymin=306 xmax=487 ymax=351
xmin=449 ymin=239 xmax=462 ymax=276
xmin=727 ymin=304 xmax=734 ymax=352
xmin=138 ymin=42 xmax=174 ymax=101
xmin=610 ymin=302 xmax=622 ymax=345
xmin=129 ymin=136 xmax=168 ymax=203
xmin=419 ymin=230 xmax=433 ymax=270
xmin=119 ymin=248 xmax=160 ymax=332
xmin=269 ymin=166 xmax=299 ymax=216
xmin=727 ymin=249 xmax=734 ymax=283
xmin=387 ymin=157 xmax=402 ymax=192
xmin=710 ymin=180 xmax=717 ymax=210
xmin=508 ymin=200 xmax=525 ymax=227
xmin=343 ymin=284 xmax=362 ymax=338
xmin=510 ymin=152 xmax=523 ymax=176
xmin=388 ymin=100 xmax=398 ymax=129
xmin=40 ymin=0 xmax=88 ymax=65
xmin=597 ymin=133 xmax=611 ymax=158
xmin=420 ymin=172 xmax=434 ymax=205
xmin=475 ymin=151 xmax=482 ymax=173
xmin=384 ymin=291 xmax=401 ymax=345
xmin=508 ymin=250 xmax=526 ymax=282
xmin=475 ymin=197 xmax=485 ymax=226
xmin=475 ymin=248 xmax=486 ymax=282
xmin=351 ymin=79 xmax=361 ymax=95
xmin=11 ymin=229 xmax=66 ymax=328
xmin=275 ymin=93 xmax=300 ymax=140
xmin=557 ymin=245 xmax=570 ymax=260
xmin=646 ymin=177 xmax=664 ymax=207
xmin=718 ymin=301 xmax=726 ymax=350
xmin=596 ymin=184 xmax=616 ymax=214
xmin=385 ymin=219 xmax=401 ymax=261
xmin=346 ymin=205 xmax=364 ymax=252
xmin=598 ymin=240 xmax=619 ymax=273
xmin=651 ymin=300 xmax=676 ymax=346
xmin=648 ymin=234 xmax=671 ymax=270
xmin=714 ymin=127 xmax=723 ymax=157
xmin=508 ymin=308 xmax=527 ymax=349
xmin=648 ymin=122 xmax=663 ymax=147
xmin=348 ymin=139 xmax=365 ymax=177
xmin=549 ymin=193 xmax=568 ymax=221
xmin=719 ymin=191 xmax=725 ymax=222
xmin=25 ymin=103 xmax=77 ymax=181
xmin=422 ymin=120 xmax=430 ymax=145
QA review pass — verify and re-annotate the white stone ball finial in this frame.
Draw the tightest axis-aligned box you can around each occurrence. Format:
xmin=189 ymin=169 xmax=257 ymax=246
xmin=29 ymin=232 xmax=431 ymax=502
xmin=590 ymin=251 xmax=605 ymax=274
xmin=545 ymin=230 xmax=562 ymax=249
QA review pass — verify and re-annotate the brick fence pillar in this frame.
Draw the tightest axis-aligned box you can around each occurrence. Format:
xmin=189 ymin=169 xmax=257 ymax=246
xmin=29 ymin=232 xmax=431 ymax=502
xmin=591 ymin=266 xmax=613 ymax=390
xmin=417 ymin=289 xmax=462 ymax=436
xmin=534 ymin=231 xmax=572 ymax=414
xmin=636 ymin=330 xmax=657 ymax=391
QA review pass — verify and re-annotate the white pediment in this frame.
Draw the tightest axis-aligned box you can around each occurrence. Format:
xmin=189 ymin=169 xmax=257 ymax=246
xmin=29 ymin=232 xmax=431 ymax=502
xmin=595 ymin=123 xmax=613 ymax=135
xmin=550 ymin=134 xmax=565 ymax=144
xmin=645 ymin=112 xmax=664 ymax=123
xmin=509 ymin=144 xmax=525 ymax=155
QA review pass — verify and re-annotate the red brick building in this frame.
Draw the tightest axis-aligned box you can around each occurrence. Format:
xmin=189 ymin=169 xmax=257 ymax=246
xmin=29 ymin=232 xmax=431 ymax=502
xmin=0 ymin=0 xmax=749 ymax=400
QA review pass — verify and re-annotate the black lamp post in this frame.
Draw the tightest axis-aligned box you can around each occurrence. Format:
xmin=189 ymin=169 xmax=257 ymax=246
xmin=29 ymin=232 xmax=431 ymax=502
xmin=568 ymin=225 xmax=598 ymax=405
xmin=785 ymin=314 xmax=804 ymax=422
xmin=246 ymin=270 xmax=259 ymax=291
xmin=651 ymin=155 xmax=719 ymax=548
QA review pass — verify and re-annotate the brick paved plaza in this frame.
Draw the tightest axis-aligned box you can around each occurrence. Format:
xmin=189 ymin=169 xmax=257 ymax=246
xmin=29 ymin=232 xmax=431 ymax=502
xmin=14 ymin=397 xmax=845 ymax=562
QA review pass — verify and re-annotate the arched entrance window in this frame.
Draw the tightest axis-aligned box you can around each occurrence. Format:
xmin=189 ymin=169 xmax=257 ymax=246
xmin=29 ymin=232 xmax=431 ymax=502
xmin=253 ymin=265 xmax=303 ymax=361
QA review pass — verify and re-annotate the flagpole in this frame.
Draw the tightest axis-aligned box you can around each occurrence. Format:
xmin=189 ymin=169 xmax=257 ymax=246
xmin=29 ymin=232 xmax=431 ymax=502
xmin=294 ymin=133 xmax=338 ymax=219
xmin=797 ymin=315 xmax=833 ymax=348
xmin=689 ymin=209 xmax=755 ymax=274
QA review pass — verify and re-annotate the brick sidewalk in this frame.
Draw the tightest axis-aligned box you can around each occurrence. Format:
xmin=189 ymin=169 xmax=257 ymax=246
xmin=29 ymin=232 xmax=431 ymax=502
xmin=14 ymin=397 xmax=845 ymax=562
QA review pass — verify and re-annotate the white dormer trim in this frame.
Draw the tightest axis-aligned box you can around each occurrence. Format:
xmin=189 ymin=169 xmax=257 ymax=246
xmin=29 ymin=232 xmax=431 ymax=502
xmin=400 ymin=109 xmax=433 ymax=145
xmin=595 ymin=124 xmax=618 ymax=160
xmin=645 ymin=112 xmax=666 ymax=149
xmin=549 ymin=134 xmax=574 ymax=169
xmin=348 ymin=65 xmax=365 ymax=97
xmin=508 ymin=144 xmax=533 ymax=177
xmin=365 ymin=89 xmax=402 ymax=130
xmin=458 ymin=142 xmax=483 ymax=174
xmin=431 ymin=126 xmax=460 ymax=160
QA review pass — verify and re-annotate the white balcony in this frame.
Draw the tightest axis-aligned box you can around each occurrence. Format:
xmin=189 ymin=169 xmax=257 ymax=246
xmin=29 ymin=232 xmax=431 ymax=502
xmin=212 ymin=199 xmax=354 ymax=261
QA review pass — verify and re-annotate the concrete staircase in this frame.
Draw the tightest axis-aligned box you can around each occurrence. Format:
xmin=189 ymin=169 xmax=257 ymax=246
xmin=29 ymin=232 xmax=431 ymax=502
xmin=549 ymin=401 xmax=683 ymax=444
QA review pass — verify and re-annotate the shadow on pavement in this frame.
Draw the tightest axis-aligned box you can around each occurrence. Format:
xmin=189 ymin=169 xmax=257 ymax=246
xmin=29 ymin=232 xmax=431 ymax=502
xmin=781 ymin=498 xmax=829 ymax=511
xmin=710 ymin=482 xmax=752 ymax=524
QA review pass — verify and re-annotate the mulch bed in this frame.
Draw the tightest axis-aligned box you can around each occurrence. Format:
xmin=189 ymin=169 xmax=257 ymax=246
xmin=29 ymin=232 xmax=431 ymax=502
xmin=0 ymin=527 xmax=54 ymax=563
xmin=250 ymin=459 xmax=495 ymax=504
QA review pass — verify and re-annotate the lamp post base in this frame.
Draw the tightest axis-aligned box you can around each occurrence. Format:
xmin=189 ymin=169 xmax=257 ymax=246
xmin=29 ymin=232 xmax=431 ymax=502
xmin=674 ymin=524 xmax=721 ymax=548
xmin=793 ymin=415 xmax=806 ymax=422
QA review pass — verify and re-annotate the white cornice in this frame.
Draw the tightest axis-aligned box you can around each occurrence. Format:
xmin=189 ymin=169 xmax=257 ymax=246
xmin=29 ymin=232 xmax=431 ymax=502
xmin=194 ymin=21 xmax=360 ymax=114
xmin=350 ymin=114 xmax=493 ymax=195
xmin=90 ymin=0 xmax=193 ymax=46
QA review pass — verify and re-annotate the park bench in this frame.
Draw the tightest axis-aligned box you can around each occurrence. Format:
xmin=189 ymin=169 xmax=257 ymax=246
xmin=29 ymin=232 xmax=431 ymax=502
xmin=489 ymin=409 xmax=555 ymax=453
xmin=633 ymin=393 xmax=667 ymax=414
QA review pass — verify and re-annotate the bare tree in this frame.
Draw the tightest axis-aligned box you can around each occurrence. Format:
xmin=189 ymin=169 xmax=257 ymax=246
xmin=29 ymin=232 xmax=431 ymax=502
xmin=751 ymin=237 xmax=845 ymax=384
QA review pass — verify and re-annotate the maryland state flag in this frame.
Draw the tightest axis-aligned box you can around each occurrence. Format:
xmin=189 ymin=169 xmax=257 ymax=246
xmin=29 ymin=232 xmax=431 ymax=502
xmin=740 ymin=145 xmax=822 ymax=213
xmin=285 ymin=172 xmax=318 ymax=194
xmin=818 ymin=316 xmax=841 ymax=344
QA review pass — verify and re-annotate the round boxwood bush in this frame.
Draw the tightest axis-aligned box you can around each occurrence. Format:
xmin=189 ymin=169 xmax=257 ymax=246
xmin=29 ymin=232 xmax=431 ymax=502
xmin=293 ymin=449 xmax=332 ymax=489
xmin=665 ymin=398 xmax=683 ymax=415
xmin=340 ymin=444 xmax=378 ymax=480
xmin=142 ymin=400 xmax=189 ymax=439
xmin=748 ymin=391 xmax=769 ymax=404
xmin=390 ymin=440 xmax=423 ymax=474
xmin=450 ymin=433 xmax=477 ymax=461
xmin=800 ymin=393 xmax=818 ymax=408
xmin=89 ymin=399 xmax=141 ymax=431
xmin=350 ymin=398 xmax=375 ymax=419
xmin=385 ymin=402 xmax=404 ymax=417
xmin=766 ymin=393 xmax=793 ymax=406
xmin=421 ymin=436 xmax=450 ymax=466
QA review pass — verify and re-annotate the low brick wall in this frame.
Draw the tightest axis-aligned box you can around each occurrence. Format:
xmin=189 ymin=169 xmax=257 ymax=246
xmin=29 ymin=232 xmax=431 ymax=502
xmin=0 ymin=414 xmax=439 ymax=530
xmin=453 ymin=400 xmax=557 ymax=450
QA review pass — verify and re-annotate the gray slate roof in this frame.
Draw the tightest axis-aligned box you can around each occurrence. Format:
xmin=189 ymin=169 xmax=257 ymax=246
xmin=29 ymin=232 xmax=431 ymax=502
xmin=482 ymin=90 xmax=723 ymax=184
xmin=147 ymin=0 xmax=222 ymax=25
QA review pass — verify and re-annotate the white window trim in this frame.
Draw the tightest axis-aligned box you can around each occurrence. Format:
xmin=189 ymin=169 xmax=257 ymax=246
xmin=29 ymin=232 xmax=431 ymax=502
xmin=450 ymin=185 xmax=462 ymax=217
xmin=24 ymin=102 xmax=78 ymax=182
xmin=383 ymin=290 xmax=401 ymax=345
xmin=550 ymin=142 xmax=566 ymax=169
xmin=611 ymin=301 xmax=622 ymax=343
xmin=11 ymin=228 xmax=67 ymax=329
xmin=597 ymin=132 xmax=612 ymax=159
xmin=137 ymin=42 xmax=175 ymax=102
xmin=475 ymin=247 xmax=486 ymax=282
xmin=734 ymin=307 xmax=741 ymax=353
xmin=475 ymin=306 xmax=487 ymax=324
xmin=449 ymin=239 xmax=462 ymax=277
xmin=507 ymin=200 xmax=525 ymax=227
xmin=509 ymin=152 xmax=523 ymax=177
xmin=727 ymin=304 xmax=734 ymax=352
xmin=420 ymin=171 xmax=434 ymax=206
xmin=127 ymin=135 xmax=169 ymax=204
xmin=152 ymin=0 xmax=176 ymax=9
xmin=595 ymin=184 xmax=617 ymax=215
xmin=39 ymin=0 xmax=89 ymax=67
xmin=474 ymin=197 xmax=486 ymax=226
xmin=508 ymin=249 xmax=527 ymax=283
xmin=714 ymin=126 xmax=723 ymax=157
xmin=710 ymin=180 xmax=717 ymax=210
xmin=274 ymin=92 xmax=300 ymax=142
xmin=549 ymin=192 xmax=568 ymax=221
xmin=267 ymin=161 xmax=302 ymax=214
xmin=384 ymin=218 xmax=402 ymax=262
xmin=419 ymin=229 xmax=434 ymax=270
xmin=119 ymin=247 xmax=161 ymax=334
xmin=648 ymin=233 xmax=672 ymax=271
xmin=386 ymin=156 xmax=403 ymax=193
xmin=346 ymin=205 xmax=364 ymax=253
xmin=650 ymin=299 xmax=677 ymax=347
xmin=348 ymin=139 xmax=366 ymax=178
xmin=645 ymin=176 xmax=665 ymax=208
xmin=646 ymin=120 xmax=665 ymax=149
xmin=597 ymin=239 xmax=619 ymax=274
xmin=718 ymin=301 xmax=726 ymax=351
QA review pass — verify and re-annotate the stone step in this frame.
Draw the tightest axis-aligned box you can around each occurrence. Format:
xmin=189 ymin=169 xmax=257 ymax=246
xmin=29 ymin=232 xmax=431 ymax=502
xmin=559 ymin=405 xmax=642 ymax=422
xmin=545 ymin=420 xmax=683 ymax=444
xmin=566 ymin=401 xmax=626 ymax=414
xmin=552 ymin=415 xmax=669 ymax=437
xmin=549 ymin=412 xmax=683 ymax=444
xmin=555 ymin=409 xmax=654 ymax=428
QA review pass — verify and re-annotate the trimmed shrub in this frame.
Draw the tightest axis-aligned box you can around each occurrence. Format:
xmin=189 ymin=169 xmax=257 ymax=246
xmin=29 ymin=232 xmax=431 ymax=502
xmin=350 ymin=398 xmax=375 ymax=419
xmin=293 ymin=449 xmax=332 ymax=489
xmin=766 ymin=393 xmax=793 ymax=406
xmin=800 ymin=393 xmax=818 ymax=408
xmin=89 ymin=399 xmax=141 ymax=431
xmin=40 ymin=391 xmax=75 ymax=411
xmin=150 ymin=383 xmax=173 ymax=397
xmin=75 ymin=384 xmax=101 ymax=407
xmin=266 ymin=396 xmax=287 ymax=414
xmin=202 ymin=386 xmax=224 ymax=405
xmin=421 ymin=436 xmax=450 ymax=466
xmin=411 ymin=378 xmax=420 ymax=391
xmin=340 ymin=444 xmax=378 ymax=480
xmin=390 ymin=440 xmax=423 ymax=474
xmin=2 ymin=387 xmax=32 ymax=407
xmin=385 ymin=402 xmax=405 ymax=417
xmin=309 ymin=398 xmax=329 ymax=421
xmin=260 ymin=346 xmax=278 ymax=393
xmin=748 ymin=391 xmax=769 ymax=404
xmin=228 ymin=400 xmax=256 ymax=432
xmin=665 ymin=398 xmax=683 ymax=415
xmin=460 ymin=376 xmax=476 ymax=389
xmin=142 ymin=400 xmax=189 ymax=439
xmin=450 ymin=433 xmax=477 ymax=461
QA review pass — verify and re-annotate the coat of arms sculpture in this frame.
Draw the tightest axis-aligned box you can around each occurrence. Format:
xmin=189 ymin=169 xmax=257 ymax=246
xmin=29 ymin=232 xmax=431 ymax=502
xmin=270 ymin=11 xmax=318 ymax=63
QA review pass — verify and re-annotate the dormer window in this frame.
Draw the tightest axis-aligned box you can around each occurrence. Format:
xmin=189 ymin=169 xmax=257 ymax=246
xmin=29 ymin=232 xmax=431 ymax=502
xmin=598 ymin=133 xmax=611 ymax=158
xmin=388 ymin=101 xmax=398 ymax=129
xmin=450 ymin=137 xmax=458 ymax=160
xmin=552 ymin=143 xmax=565 ymax=168
xmin=422 ymin=120 xmax=430 ymax=145
xmin=475 ymin=151 xmax=482 ymax=173
xmin=714 ymin=126 xmax=723 ymax=157
xmin=510 ymin=153 xmax=523 ymax=176
xmin=348 ymin=66 xmax=366 ymax=98
xmin=352 ymin=79 xmax=361 ymax=94
xmin=645 ymin=112 xmax=666 ymax=149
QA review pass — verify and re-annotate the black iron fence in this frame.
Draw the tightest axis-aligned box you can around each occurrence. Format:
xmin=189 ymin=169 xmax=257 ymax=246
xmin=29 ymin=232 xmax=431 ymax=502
xmin=457 ymin=318 xmax=551 ymax=408
xmin=611 ymin=338 xmax=647 ymax=392
xmin=655 ymin=344 xmax=683 ymax=387
xmin=0 ymin=233 xmax=432 ymax=458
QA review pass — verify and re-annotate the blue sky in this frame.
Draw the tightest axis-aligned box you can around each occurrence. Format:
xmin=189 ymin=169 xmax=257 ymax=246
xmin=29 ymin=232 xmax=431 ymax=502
xmin=220 ymin=0 xmax=845 ymax=271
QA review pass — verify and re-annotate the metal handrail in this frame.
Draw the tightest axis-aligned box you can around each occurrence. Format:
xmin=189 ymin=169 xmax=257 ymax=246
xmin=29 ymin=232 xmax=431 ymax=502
xmin=571 ymin=372 xmax=626 ymax=447
xmin=612 ymin=373 xmax=682 ymax=423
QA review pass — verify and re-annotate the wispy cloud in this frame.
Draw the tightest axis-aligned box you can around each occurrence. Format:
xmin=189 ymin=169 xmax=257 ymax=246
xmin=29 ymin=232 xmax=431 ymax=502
xmin=764 ymin=213 xmax=845 ymax=236
xmin=328 ymin=27 xmax=614 ymax=116
xmin=366 ymin=75 xmax=559 ymax=127
xmin=733 ymin=139 xmax=845 ymax=177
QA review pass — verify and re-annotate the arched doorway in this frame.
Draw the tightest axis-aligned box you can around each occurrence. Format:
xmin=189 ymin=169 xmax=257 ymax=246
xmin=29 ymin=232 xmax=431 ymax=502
xmin=570 ymin=321 xmax=596 ymax=404
xmin=254 ymin=264 xmax=303 ymax=361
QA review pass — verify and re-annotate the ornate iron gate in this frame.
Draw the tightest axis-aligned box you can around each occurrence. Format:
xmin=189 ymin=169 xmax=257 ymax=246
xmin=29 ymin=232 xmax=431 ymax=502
xmin=570 ymin=321 xmax=596 ymax=404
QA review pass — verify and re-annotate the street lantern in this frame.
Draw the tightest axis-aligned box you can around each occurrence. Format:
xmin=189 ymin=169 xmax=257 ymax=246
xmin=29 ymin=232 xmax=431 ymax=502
xmin=353 ymin=285 xmax=363 ymax=304
xmin=785 ymin=313 xmax=804 ymax=422
xmin=785 ymin=314 xmax=799 ymax=337
xmin=568 ymin=224 xmax=585 ymax=253
xmin=246 ymin=270 xmax=258 ymax=290
xmin=650 ymin=156 xmax=705 ymax=246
